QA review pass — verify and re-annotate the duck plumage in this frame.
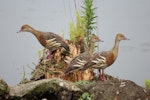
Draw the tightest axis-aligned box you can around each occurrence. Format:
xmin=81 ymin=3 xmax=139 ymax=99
xmin=82 ymin=33 xmax=129 ymax=81
xmin=18 ymin=24 xmax=69 ymax=52
xmin=65 ymin=34 xmax=103 ymax=74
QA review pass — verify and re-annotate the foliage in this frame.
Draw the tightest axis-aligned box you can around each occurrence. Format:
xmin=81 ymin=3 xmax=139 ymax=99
xmin=31 ymin=61 xmax=56 ymax=80
xmin=69 ymin=11 xmax=85 ymax=42
xmin=38 ymin=50 xmax=42 ymax=59
xmin=82 ymin=0 xmax=97 ymax=43
xmin=20 ymin=66 xmax=29 ymax=84
xmin=69 ymin=0 xmax=97 ymax=46
xmin=145 ymin=80 xmax=150 ymax=90
xmin=79 ymin=92 xmax=92 ymax=100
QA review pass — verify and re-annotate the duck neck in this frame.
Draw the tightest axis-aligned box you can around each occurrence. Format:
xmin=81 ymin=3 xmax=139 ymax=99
xmin=29 ymin=27 xmax=41 ymax=39
xmin=88 ymin=42 xmax=95 ymax=54
xmin=111 ymin=38 xmax=120 ymax=60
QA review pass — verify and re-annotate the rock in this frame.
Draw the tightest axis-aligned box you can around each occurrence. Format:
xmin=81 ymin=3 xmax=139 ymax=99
xmin=2 ymin=76 xmax=149 ymax=100
xmin=78 ymin=77 xmax=150 ymax=100
xmin=9 ymin=78 xmax=82 ymax=99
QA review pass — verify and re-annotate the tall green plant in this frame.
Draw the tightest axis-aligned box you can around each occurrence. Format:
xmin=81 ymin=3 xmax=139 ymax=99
xmin=82 ymin=0 xmax=97 ymax=43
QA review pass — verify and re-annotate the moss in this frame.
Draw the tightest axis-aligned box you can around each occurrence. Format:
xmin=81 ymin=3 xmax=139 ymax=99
xmin=75 ymin=80 xmax=95 ymax=85
xmin=24 ymin=80 xmax=59 ymax=98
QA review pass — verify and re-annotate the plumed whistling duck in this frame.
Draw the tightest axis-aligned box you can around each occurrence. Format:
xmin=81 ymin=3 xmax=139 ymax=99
xmin=82 ymin=33 xmax=129 ymax=81
xmin=65 ymin=34 xmax=103 ymax=74
xmin=18 ymin=24 xmax=70 ymax=59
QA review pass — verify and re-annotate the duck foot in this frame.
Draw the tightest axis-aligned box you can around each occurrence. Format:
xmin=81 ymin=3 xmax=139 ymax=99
xmin=99 ymin=74 xmax=106 ymax=81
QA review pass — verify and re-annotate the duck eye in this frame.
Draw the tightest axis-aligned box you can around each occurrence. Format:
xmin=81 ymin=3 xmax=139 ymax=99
xmin=122 ymin=35 xmax=124 ymax=38
xmin=21 ymin=26 xmax=25 ymax=30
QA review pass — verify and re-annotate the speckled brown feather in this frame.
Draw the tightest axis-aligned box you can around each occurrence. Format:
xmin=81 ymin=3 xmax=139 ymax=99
xmin=36 ymin=31 xmax=69 ymax=51
xmin=64 ymin=52 xmax=91 ymax=74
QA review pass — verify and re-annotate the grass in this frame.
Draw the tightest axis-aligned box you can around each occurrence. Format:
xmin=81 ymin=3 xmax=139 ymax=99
xmin=145 ymin=80 xmax=150 ymax=90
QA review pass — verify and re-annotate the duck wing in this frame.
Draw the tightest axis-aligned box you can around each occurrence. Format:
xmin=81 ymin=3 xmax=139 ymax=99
xmin=82 ymin=51 xmax=108 ymax=70
xmin=41 ymin=31 xmax=69 ymax=51
xmin=65 ymin=52 xmax=90 ymax=74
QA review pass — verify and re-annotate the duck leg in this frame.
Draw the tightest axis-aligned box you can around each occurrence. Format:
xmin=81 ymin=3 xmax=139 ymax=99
xmin=99 ymin=69 xmax=103 ymax=80
xmin=48 ymin=50 xmax=54 ymax=61
xmin=102 ymin=69 xmax=106 ymax=81
xmin=99 ymin=69 xmax=106 ymax=81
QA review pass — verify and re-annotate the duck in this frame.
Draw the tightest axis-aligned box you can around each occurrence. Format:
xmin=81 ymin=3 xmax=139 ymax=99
xmin=18 ymin=24 xmax=70 ymax=59
xmin=81 ymin=33 xmax=129 ymax=81
xmin=64 ymin=34 xmax=103 ymax=74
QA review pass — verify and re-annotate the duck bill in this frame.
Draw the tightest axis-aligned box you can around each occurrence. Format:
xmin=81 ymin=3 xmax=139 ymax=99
xmin=100 ymin=39 xmax=104 ymax=42
xmin=99 ymin=38 xmax=104 ymax=42
xmin=17 ymin=29 xmax=22 ymax=33
xmin=124 ymin=37 xmax=130 ymax=40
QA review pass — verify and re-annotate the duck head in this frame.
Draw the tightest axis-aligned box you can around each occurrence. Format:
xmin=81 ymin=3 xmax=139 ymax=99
xmin=116 ymin=33 xmax=129 ymax=41
xmin=90 ymin=34 xmax=104 ymax=43
xmin=17 ymin=24 xmax=33 ymax=33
